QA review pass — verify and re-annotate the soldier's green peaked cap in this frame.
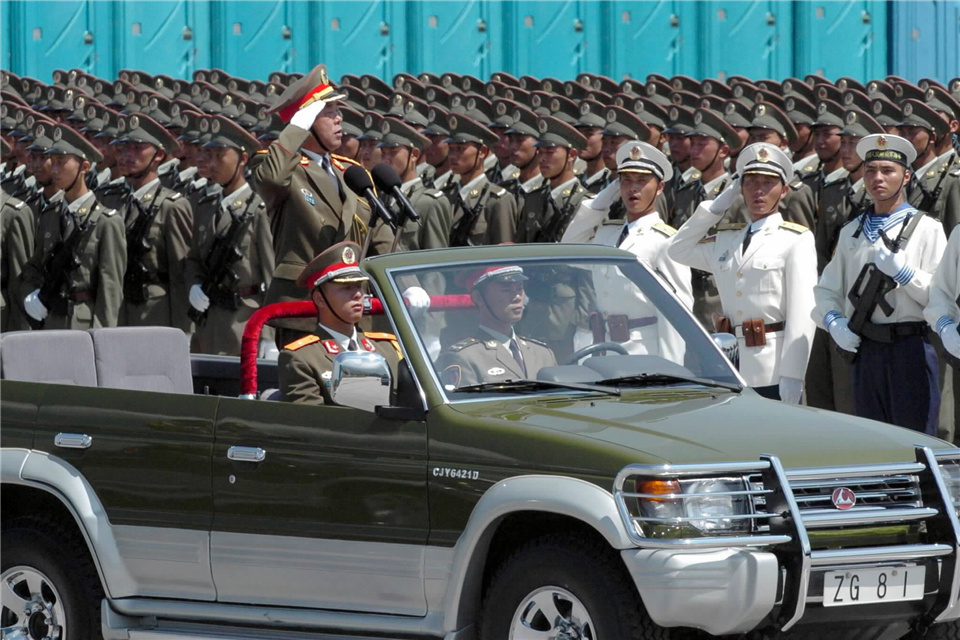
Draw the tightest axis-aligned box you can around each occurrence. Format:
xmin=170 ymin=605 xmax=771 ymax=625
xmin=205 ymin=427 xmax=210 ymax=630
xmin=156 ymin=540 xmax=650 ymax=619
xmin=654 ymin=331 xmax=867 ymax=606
xmin=534 ymin=115 xmax=587 ymax=149
xmin=379 ymin=118 xmax=430 ymax=150
xmin=45 ymin=123 xmax=103 ymax=162
xmin=446 ymin=114 xmax=499 ymax=147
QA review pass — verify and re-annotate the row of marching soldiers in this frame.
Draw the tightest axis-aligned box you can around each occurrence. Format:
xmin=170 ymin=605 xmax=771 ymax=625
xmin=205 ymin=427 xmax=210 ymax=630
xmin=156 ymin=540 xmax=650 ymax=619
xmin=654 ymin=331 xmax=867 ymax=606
xmin=1 ymin=64 xmax=959 ymax=438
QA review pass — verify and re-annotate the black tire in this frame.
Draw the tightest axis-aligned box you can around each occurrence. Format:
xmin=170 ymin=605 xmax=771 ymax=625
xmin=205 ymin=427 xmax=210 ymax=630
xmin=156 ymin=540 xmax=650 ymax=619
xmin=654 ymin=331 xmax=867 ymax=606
xmin=478 ymin=532 xmax=672 ymax=640
xmin=1 ymin=516 xmax=104 ymax=640
xmin=901 ymin=620 xmax=960 ymax=640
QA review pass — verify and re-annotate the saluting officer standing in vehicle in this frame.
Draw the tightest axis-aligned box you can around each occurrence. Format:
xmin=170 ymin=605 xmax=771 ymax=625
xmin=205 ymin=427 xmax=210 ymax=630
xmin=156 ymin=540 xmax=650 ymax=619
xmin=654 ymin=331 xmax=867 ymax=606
xmin=814 ymin=134 xmax=947 ymax=433
xmin=926 ymin=223 xmax=960 ymax=369
xmin=254 ymin=64 xmax=394 ymax=347
xmin=184 ymin=115 xmax=275 ymax=358
xmin=278 ymin=241 xmax=400 ymax=405
xmin=669 ymin=143 xmax=817 ymax=403
xmin=21 ymin=123 xmax=126 ymax=329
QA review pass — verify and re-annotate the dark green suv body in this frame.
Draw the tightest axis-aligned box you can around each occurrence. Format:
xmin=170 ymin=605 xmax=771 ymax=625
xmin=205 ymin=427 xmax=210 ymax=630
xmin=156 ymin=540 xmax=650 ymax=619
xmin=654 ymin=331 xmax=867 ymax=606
xmin=2 ymin=244 xmax=959 ymax=640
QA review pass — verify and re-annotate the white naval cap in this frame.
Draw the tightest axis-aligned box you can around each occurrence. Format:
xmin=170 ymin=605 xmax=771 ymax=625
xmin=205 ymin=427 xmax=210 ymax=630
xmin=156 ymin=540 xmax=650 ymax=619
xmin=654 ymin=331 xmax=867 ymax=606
xmin=615 ymin=140 xmax=673 ymax=182
xmin=856 ymin=133 xmax=917 ymax=167
xmin=735 ymin=142 xmax=794 ymax=183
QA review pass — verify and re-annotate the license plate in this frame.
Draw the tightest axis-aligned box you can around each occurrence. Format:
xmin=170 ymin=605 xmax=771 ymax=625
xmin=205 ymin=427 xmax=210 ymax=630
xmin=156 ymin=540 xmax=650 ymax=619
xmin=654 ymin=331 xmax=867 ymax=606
xmin=823 ymin=565 xmax=925 ymax=607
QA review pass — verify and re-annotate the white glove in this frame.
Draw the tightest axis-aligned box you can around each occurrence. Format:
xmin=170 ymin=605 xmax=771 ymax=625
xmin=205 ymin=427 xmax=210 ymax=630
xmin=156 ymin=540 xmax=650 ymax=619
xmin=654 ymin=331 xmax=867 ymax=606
xmin=290 ymin=99 xmax=328 ymax=131
xmin=188 ymin=284 xmax=210 ymax=313
xmin=778 ymin=376 xmax=803 ymax=405
xmin=402 ymin=286 xmax=431 ymax=318
xmin=874 ymin=245 xmax=914 ymax=285
xmin=828 ymin=316 xmax=861 ymax=353
xmin=259 ymin=337 xmax=280 ymax=361
xmin=940 ymin=322 xmax=960 ymax=360
xmin=708 ymin=177 xmax=741 ymax=214
xmin=23 ymin=289 xmax=48 ymax=322
xmin=589 ymin=179 xmax=620 ymax=210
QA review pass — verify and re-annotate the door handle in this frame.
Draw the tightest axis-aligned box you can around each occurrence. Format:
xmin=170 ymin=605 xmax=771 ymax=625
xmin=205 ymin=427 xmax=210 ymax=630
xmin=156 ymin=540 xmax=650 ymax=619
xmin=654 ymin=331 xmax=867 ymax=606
xmin=227 ymin=446 xmax=266 ymax=463
xmin=54 ymin=433 xmax=92 ymax=449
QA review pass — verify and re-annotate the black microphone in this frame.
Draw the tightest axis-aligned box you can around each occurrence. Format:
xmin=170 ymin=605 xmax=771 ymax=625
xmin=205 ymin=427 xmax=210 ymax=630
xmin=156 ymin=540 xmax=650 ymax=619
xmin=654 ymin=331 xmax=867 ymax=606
xmin=370 ymin=163 xmax=421 ymax=225
xmin=342 ymin=165 xmax=395 ymax=228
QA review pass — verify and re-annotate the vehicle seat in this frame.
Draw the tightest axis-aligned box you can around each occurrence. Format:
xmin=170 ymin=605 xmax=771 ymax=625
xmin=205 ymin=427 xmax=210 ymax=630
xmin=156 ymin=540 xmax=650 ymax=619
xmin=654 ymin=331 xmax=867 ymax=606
xmin=0 ymin=330 xmax=98 ymax=386
xmin=88 ymin=326 xmax=192 ymax=393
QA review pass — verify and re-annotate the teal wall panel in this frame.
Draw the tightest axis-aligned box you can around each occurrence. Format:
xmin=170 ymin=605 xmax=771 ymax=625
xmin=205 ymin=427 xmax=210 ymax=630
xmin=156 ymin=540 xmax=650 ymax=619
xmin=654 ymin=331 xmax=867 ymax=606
xmin=602 ymin=2 xmax=700 ymax=81
xmin=696 ymin=1 xmax=794 ymax=81
xmin=793 ymin=1 xmax=887 ymax=82
xmin=1 ymin=1 xmax=958 ymax=86
xmin=114 ymin=1 xmax=210 ymax=79
xmin=890 ymin=0 xmax=960 ymax=84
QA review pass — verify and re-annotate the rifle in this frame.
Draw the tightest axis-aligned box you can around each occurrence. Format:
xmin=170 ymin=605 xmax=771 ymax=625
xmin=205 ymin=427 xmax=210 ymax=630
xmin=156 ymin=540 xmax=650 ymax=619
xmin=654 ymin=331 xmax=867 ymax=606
xmin=188 ymin=208 xmax=256 ymax=326
xmin=449 ymin=183 xmax=491 ymax=247
xmin=917 ymin=153 xmax=956 ymax=214
xmin=534 ymin=190 xmax=578 ymax=243
xmin=122 ymin=189 xmax=162 ymax=306
xmin=836 ymin=211 xmax=924 ymax=364
xmin=26 ymin=217 xmax=93 ymax=330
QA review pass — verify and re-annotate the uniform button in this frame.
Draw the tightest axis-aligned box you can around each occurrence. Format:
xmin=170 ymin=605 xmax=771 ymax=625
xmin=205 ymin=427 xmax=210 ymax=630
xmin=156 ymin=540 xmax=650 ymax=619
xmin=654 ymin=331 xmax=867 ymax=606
xmin=736 ymin=311 xmax=743 ymax=317
xmin=737 ymin=272 xmax=743 ymax=277
xmin=736 ymin=291 xmax=742 ymax=297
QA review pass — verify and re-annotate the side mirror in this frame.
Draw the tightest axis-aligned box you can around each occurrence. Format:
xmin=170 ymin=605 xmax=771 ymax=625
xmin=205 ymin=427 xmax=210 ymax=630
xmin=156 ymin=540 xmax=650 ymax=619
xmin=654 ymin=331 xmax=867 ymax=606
xmin=331 ymin=351 xmax=392 ymax=412
xmin=712 ymin=332 xmax=739 ymax=370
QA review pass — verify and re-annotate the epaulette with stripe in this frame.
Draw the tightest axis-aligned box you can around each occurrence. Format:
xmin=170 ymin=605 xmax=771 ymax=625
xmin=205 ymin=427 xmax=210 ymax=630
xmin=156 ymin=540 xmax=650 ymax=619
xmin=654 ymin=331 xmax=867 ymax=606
xmin=490 ymin=186 xmax=506 ymax=197
xmin=364 ymin=332 xmax=397 ymax=341
xmin=284 ymin=335 xmax=320 ymax=351
xmin=652 ymin=222 xmax=677 ymax=237
xmin=449 ymin=337 xmax=479 ymax=352
xmin=256 ymin=149 xmax=269 ymax=155
xmin=780 ymin=221 xmax=808 ymax=234
xmin=699 ymin=235 xmax=717 ymax=244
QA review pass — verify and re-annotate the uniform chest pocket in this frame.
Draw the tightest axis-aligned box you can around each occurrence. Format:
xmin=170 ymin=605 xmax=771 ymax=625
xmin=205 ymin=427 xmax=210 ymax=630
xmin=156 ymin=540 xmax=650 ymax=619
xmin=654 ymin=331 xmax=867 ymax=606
xmin=753 ymin=256 xmax=784 ymax=293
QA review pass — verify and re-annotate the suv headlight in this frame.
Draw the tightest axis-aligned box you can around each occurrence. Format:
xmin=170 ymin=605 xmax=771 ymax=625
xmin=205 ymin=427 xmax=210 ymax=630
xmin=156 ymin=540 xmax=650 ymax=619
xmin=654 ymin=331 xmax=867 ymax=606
xmin=636 ymin=476 xmax=751 ymax=536
xmin=939 ymin=462 xmax=960 ymax=513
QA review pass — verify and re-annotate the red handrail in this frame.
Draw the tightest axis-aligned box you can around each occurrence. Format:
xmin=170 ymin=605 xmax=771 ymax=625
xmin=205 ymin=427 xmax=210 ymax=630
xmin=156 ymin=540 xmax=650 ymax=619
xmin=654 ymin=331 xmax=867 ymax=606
xmin=239 ymin=294 xmax=474 ymax=397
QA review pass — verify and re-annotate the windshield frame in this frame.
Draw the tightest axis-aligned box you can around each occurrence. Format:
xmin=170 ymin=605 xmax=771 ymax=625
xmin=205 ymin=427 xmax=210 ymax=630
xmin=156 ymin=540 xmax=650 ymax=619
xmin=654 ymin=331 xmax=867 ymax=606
xmin=379 ymin=252 xmax=745 ymax=406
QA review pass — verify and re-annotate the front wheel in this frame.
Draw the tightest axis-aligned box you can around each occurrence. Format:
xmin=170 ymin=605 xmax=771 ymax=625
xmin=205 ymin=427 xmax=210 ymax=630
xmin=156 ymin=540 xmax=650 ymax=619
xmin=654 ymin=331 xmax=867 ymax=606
xmin=478 ymin=533 xmax=672 ymax=640
xmin=1 ymin=516 xmax=104 ymax=640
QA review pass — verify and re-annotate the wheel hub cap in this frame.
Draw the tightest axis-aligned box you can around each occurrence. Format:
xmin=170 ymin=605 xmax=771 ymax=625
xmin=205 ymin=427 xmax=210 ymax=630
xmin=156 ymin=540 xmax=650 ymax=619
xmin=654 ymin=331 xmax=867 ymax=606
xmin=1 ymin=566 xmax=65 ymax=640
xmin=510 ymin=586 xmax=596 ymax=640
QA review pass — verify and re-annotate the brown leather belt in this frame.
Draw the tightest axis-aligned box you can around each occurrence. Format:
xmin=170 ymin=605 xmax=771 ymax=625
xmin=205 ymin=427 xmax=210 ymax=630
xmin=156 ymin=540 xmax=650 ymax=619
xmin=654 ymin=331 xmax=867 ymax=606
xmin=734 ymin=320 xmax=784 ymax=347
xmin=606 ymin=314 xmax=657 ymax=342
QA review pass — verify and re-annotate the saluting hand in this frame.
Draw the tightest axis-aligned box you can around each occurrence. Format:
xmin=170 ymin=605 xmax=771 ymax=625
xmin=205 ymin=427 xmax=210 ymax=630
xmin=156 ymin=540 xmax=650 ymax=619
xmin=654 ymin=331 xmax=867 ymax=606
xmin=708 ymin=177 xmax=740 ymax=215
xmin=290 ymin=100 xmax=328 ymax=132
xmin=588 ymin=179 xmax=620 ymax=211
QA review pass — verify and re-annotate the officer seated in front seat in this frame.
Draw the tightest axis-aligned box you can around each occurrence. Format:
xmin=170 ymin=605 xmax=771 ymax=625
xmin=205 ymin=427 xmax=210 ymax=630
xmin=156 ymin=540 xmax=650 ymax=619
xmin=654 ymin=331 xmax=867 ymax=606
xmin=436 ymin=265 xmax=556 ymax=388
xmin=278 ymin=241 xmax=400 ymax=404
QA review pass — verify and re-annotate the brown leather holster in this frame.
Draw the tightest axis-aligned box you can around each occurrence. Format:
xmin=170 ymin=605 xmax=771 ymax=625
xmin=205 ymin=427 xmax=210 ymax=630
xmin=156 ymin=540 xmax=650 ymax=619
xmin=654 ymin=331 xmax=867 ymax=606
xmin=714 ymin=315 xmax=732 ymax=335
xmin=742 ymin=318 xmax=767 ymax=347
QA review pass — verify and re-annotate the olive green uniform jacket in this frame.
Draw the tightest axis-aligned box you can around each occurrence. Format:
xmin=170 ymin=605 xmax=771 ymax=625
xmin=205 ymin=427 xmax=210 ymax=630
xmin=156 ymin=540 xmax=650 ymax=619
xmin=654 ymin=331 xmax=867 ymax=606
xmin=1 ymin=194 xmax=34 ymax=331
xmin=515 ymin=178 xmax=590 ymax=244
xmin=909 ymin=153 xmax=960 ymax=235
xmin=278 ymin=327 xmax=402 ymax=405
xmin=446 ymin=174 xmax=518 ymax=247
xmin=253 ymin=124 xmax=394 ymax=333
xmin=118 ymin=181 xmax=194 ymax=332
xmin=184 ymin=186 xmax=275 ymax=355
xmin=436 ymin=329 xmax=557 ymax=388
xmin=20 ymin=193 xmax=126 ymax=329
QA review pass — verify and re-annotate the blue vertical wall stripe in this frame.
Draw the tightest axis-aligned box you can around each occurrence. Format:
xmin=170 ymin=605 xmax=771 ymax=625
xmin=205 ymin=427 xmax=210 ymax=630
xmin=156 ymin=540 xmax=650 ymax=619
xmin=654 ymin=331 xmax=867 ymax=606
xmin=1 ymin=1 xmax=955 ymax=86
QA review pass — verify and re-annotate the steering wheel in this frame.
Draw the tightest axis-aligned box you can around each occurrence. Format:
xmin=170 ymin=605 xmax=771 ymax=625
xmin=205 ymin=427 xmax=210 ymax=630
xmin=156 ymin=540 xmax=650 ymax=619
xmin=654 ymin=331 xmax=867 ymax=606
xmin=560 ymin=341 xmax=630 ymax=365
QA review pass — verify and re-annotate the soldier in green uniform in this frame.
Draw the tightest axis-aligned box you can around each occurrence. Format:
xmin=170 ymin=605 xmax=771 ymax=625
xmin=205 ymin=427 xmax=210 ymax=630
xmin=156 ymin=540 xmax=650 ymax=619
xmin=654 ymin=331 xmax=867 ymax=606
xmin=254 ymin=64 xmax=395 ymax=346
xmin=902 ymin=97 xmax=960 ymax=234
xmin=726 ymin=102 xmax=818 ymax=229
xmin=436 ymin=265 xmax=556 ymax=388
xmin=783 ymin=95 xmax=821 ymax=182
xmin=1 ymin=138 xmax=33 ymax=332
xmin=574 ymin=99 xmax=611 ymax=194
xmin=669 ymin=108 xmax=741 ymax=330
xmin=111 ymin=113 xmax=194 ymax=333
xmin=500 ymin=104 xmax=545 ymax=211
xmin=804 ymin=108 xmax=883 ymax=416
xmin=802 ymin=100 xmax=847 ymax=219
xmin=444 ymin=114 xmax=518 ymax=246
xmin=377 ymin=118 xmax=452 ymax=253
xmin=184 ymin=115 xmax=275 ymax=357
xmin=278 ymin=241 xmax=401 ymax=405
xmin=515 ymin=116 xmax=588 ymax=244
xmin=21 ymin=123 xmax=126 ymax=329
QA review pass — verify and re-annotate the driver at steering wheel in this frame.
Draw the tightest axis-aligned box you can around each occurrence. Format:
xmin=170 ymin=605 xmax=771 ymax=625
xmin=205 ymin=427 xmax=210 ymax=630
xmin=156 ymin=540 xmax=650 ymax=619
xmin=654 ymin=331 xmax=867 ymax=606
xmin=436 ymin=265 xmax=556 ymax=388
